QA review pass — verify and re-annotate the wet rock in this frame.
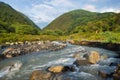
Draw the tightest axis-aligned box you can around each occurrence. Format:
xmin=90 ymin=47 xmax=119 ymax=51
xmin=50 ymin=41 xmax=67 ymax=51
xmin=73 ymin=53 xmax=86 ymax=60
xmin=109 ymin=62 xmax=118 ymax=66
xmin=98 ymin=64 xmax=120 ymax=79
xmin=30 ymin=70 xmax=52 ymax=80
xmin=113 ymin=64 xmax=120 ymax=80
xmin=73 ymin=60 xmax=92 ymax=66
xmin=113 ymin=74 xmax=120 ymax=80
xmin=2 ymin=48 xmax=14 ymax=55
xmin=1 ymin=41 xmax=67 ymax=59
xmin=67 ymin=40 xmax=74 ymax=44
xmin=48 ymin=66 xmax=64 ymax=73
xmin=98 ymin=70 xmax=112 ymax=78
xmin=83 ymin=53 xmax=89 ymax=59
xmin=2 ymin=48 xmax=15 ymax=58
xmin=63 ymin=65 xmax=76 ymax=72
xmin=87 ymin=51 xmax=100 ymax=64
xmin=48 ymin=65 xmax=76 ymax=73
xmin=5 ymin=54 xmax=13 ymax=58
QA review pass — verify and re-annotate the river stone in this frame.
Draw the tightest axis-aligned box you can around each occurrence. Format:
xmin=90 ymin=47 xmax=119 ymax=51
xmin=2 ymin=48 xmax=14 ymax=55
xmin=30 ymin=70 xmax=52 ymax=80
xmin=5 ymin=54 xmax=13 ymax=58
xmin=73 ymin=60 xmax=92 ymax=66
xmin=67 ymin=40 xmax=74 ymax=44
xmin=73 ymin=53 xmax=86 ymax=60
xmin=48 ymin=65 xmax=76 ymax=73
xmin=87 ymin=51 xmax=100 ymax=64
xmin=48 ymin=66 xmax=64 ymax=73
xmin=73 ymin=53 xmax=80 ymax=59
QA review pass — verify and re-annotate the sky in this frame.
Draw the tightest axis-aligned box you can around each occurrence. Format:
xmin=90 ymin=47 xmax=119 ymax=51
xmin=0 ymin=0 xmax=120 ymax=28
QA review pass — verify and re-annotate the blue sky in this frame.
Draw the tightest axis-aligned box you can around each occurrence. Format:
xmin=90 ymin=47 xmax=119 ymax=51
xmin=0 ymin=0 xmax=120 ymax=28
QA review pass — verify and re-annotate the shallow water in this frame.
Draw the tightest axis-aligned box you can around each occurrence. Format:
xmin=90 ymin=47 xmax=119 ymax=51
xmin=0 ymin=44 xmax=119 ymax=80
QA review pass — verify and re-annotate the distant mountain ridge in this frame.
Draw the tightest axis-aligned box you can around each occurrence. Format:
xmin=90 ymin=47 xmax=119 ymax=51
xmin=44 ymin=9 xmax=120 ymax=34
xmin=0 ymin=2 xmax=40 ymax=34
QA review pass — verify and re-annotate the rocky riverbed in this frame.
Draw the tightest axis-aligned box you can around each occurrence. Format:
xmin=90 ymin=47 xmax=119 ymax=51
xmin=0 ymin=43 xmax=120 ymax=80
xmin=0 ymin=41 xmax=67 ymax=59
xmin=30 ymin=50 xmax=120 ymax=80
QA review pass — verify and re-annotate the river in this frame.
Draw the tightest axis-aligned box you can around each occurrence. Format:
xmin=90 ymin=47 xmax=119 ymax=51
xmin=0 ymin=44 xmax=119 ymax=80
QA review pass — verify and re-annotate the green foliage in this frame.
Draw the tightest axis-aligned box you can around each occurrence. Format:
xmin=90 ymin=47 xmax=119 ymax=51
xmin=44 ymin=9 xmax=120 ymax=35
xmin=0 ymin=21 xmax=15 ymax=33
xmin=0 ymin=33 xmax=67 ymax=44
xmin=0 ymin=2 xmax=40 ymax=35
xmin=67 ymin=32 xmax=120 ymax=43
xmin=54 ymin=29 xmax=64 ymax=36
xmin=42 ymin=29 xmax=64 ymax=36
xmin=99 ymin=32 xmax=118 ymax=43
xmin=0 ymin=2 xmax=120 ymax=44
xmin=41 ymin=30 xmax=55 ymax=35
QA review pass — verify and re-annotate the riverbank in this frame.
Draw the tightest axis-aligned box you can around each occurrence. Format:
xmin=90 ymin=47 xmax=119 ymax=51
xmin=0 ymin=39 xmax=120 ymax=60
xmin=0 ymin=41 xmax=66 ymax=60
xmin=68 ymin=40 xmax=120 ymax=54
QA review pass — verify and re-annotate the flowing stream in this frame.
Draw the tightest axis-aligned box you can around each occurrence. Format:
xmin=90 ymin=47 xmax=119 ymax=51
xmin=0 ymin=44 xmax=119 ymax=80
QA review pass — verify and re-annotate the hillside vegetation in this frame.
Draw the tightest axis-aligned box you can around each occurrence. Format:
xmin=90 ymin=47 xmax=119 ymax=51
xmin=0 ymin=2 xmax=40 ymax=35
xmin=0 ymin=1 xmax=120 ymax=44
xmin=44 ymin=9 xmax=120 ymax=34
xmin=43 ymin=9 xmax=120 ymax=43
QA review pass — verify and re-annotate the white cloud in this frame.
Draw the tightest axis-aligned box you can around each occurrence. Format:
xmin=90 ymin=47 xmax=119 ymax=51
xmin=23 ymin=0 xmax=77 ymax=28
xmin=100 ymin=7 xmax=120 ymax=13
xmin=30 ymin=4 xmax=56 ymax=23
xmin=19 ymin=0 xmax=120 ymax=28
xmin=44 ymin=0 xmax=75 ymax=8
xmin=83 ymin=4 xmax=96 ymax=11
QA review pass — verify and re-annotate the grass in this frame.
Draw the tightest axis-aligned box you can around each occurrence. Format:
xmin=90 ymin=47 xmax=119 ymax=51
xmin=0 ymin=33 xmax=68 ymax=44
xmin=69 ymin=32 xmax=120 ymax=43
xmin=0 ymin=32 xmax=120 ymax=45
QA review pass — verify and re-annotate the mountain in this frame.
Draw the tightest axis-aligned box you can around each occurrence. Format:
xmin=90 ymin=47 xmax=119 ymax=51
xmin=44 ymin=9 xmax=120 ymax=34
xmin=0 ymin=2 xmax=40 ymax=35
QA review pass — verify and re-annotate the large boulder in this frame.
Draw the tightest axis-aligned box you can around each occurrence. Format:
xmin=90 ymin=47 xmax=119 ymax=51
xmin=87 ymin=51 xmax=100 ymax=64
xmin=30 ymin=70 xmax=52 ymax=80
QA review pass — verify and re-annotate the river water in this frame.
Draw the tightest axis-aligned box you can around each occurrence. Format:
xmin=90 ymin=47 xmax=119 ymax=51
xmin=0 ymin=44 xmax=119 ymax=80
